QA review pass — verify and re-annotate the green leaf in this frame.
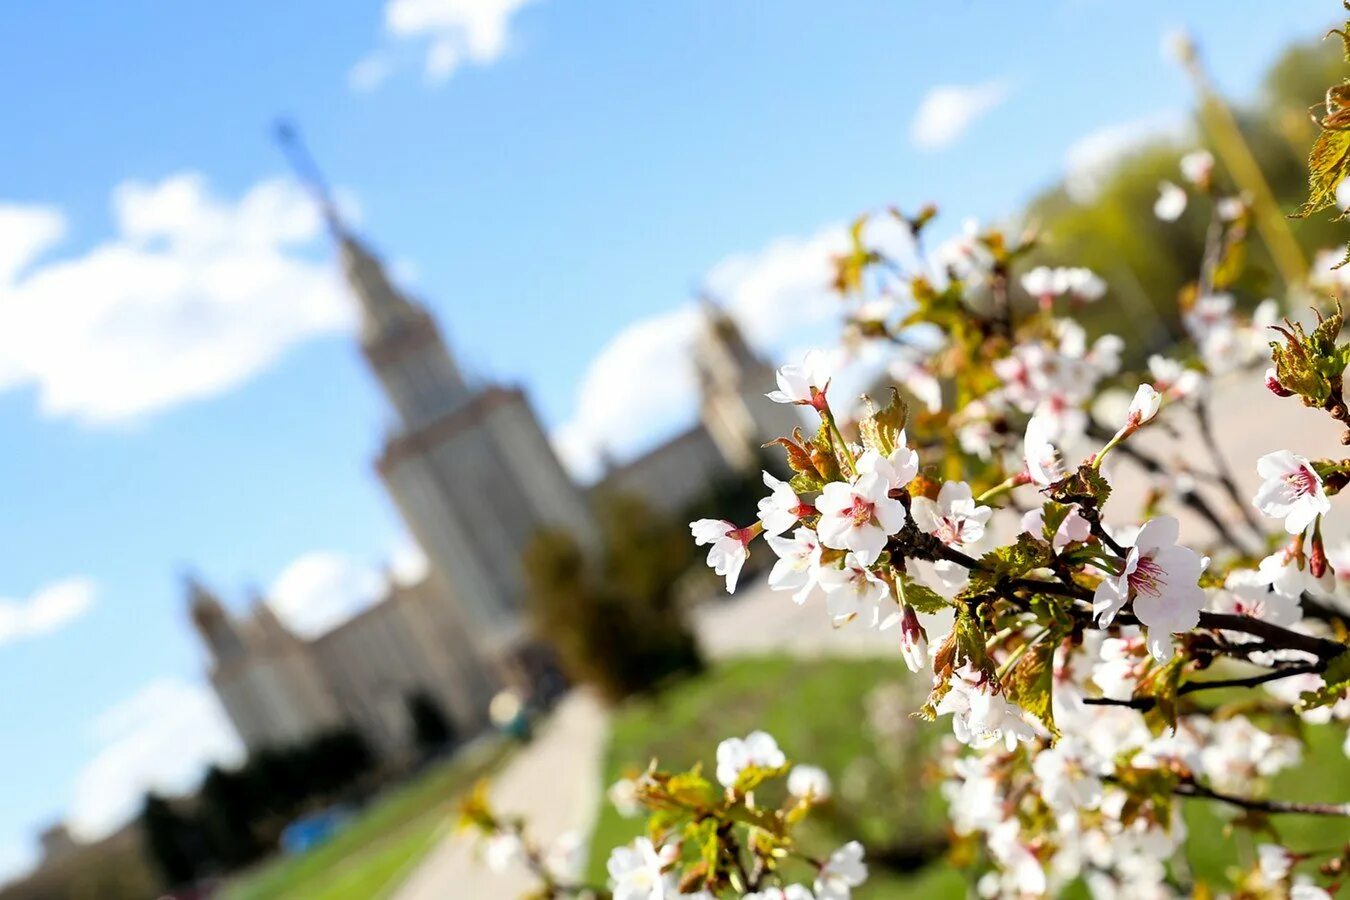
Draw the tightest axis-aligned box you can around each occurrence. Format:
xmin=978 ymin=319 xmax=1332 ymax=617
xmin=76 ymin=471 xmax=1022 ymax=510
xmin=963 ymin=533 xmax=1053 ymax=596
xmin=922 ymin=606 xmax=995 ymax=718
xmin=858 ymin=388 xmax=910 ymax=457
xmin=1298 ymin=648 xmax=1350 ymax=711
xmin=1138 ymin=654 xmax=1186 ymax=733
xmin=1047 ymin=465 xmax=1112 ymax=509
xmin=733 ymin=762 xmax=790 ymax=794
xmin=1293 ymin=125 xmax=1350 ymax=219
xmin=897 ymin=571 xmax=950 ymax=615
xmin=1004 ymin=635 xmax=1060 ymax=740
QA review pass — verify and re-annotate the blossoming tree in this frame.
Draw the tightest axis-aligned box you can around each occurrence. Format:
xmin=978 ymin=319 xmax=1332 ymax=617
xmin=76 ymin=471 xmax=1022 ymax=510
xmin=458 ymin=12 xmax=1350 ymax=900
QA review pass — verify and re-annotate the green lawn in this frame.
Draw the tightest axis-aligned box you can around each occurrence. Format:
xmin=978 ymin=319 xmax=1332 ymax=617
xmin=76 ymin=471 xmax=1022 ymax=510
xmin=222 ymin=738 xmax=513 ymax=900
xmin=584 ymin=656 xmax=1350 ymax=898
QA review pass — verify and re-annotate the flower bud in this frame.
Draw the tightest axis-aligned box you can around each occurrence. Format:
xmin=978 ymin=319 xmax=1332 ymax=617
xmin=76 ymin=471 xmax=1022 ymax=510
xmin=1310 ymin=533 xmax=1328 ymax=579
xmin=1265 ymin=367 xmax=1294 ymax=397
xmin=899 ymin=604 xmax=929 ymax=674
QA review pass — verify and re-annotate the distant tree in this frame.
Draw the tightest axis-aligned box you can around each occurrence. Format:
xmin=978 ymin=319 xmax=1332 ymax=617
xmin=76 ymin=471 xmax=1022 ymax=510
xmin=524 ymin=495 xmax=703 ymax=702
xmin=407 ymin=691 xmax=455 ymax=755
xmin=197 ymin=766 xmax=261 ymax=867
xmin=139 ymin=793 xmax=200 ymax=888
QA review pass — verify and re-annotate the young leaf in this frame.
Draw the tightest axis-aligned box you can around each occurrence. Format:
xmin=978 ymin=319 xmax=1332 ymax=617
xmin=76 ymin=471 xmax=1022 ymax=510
xmin=858 ymin=388 xmax=909 ymax=457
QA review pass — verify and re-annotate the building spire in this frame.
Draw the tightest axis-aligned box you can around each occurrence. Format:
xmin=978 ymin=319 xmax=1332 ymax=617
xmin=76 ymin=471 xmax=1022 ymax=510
xmin=275 ymin=120 xmax=347 ymax=241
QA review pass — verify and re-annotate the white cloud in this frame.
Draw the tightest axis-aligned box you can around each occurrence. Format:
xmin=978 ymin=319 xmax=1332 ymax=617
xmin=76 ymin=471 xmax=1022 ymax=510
xmin=909 ymin=79 xmax=1011 ymax=150
xmin=267 ymin=551 xmax=386 ymax=639
xmin=352 ymin=0 xmax=541 ymax=91
xmin=0 ymin=577 xmax=95 ymax=646
xmin=1062 ymin=111 xmax=1192 ymax=203
xmin=0 ymin=173 xmax=350 ymax=424
xmin=68 ymin=678 xmax=244 ymax=841
xmin=553 ymin=219 xmax=915 ymax=480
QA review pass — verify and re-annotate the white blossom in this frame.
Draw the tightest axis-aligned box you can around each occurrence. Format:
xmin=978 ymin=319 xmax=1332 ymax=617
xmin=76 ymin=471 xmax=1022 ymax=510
xmin=899 ymin=603 xmax=929 ymax=673
xmin=1148 ymin=354 xmax=1203 ymax=400
xmin=1125 ymin=383 xmax=1162 ymax=428
xmin=1024 ymin=415 xmax=1067 ymax=487
xmin=936 ymin=663 xmax=1039 ymax=751
xmin=690 ymin=519 xmax=753 ymax=592
xmin=767 ymin=350 xmax=830 ymax=405
xmin=758 ymin=471 xmax=809 ymax=536
xmin=1022 ymin=504 xmax=1091 ymax=551
xmin=765 ymin=527 xmax=825 ymax=605
xmin=1253 ymin=450 xmax=1331 ymax=535
xmin=815 ymin=841 xmax=868 ymax=900
xmin=1154 ymin=181 xmax=1187 ymax=221
xmin=607 ymin=837 xmax=679 ymax=900
xmin=1092 ymin=516 xmax=1207 ymax=661
xmin=855 ymin=441 xmax=920 ymax=491
xmin=1179 ymin=149 xmax=1214 ymax=186
xmin=817 ymin=472 xmax=906 ymax=565
xmin=715 ymin=730 xmax=786 ymax=788
xmin=817 ymin=553 xmax=897 ymax=629
xmin=911 ymin=481 xmax=992 ymax=550
xmin=787 ymin=764 xmax=832 ymax=801
xmin=484 ymin=831 xmax=526 ymax=873
xmin=608 ymin=777 xmax=643 ymax=818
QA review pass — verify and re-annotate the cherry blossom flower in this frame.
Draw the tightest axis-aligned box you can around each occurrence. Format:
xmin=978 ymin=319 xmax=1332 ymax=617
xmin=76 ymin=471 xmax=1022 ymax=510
xmin=545 ymin=831 xmax=584 ymax=883
xmin=815 ymin=841 xmax=868 ymax=900
xmin=911 ymin=481 xmax=992 ymax=550
xmin=1124 ymin=383 xmax=1162 ymax=428
xmin=1257 ymin=844 xmax=1295 ymax=884
xmin=1154 ymin=181 xmax=1187 ymax=221
xmin=898 ymin=603 xmax=929 ymax=673
xmin=817 ymin=553 xmax=897 ymax=629
xmin=1292 ymin=880 xmax=1334 ymax=900
xmin=1210 ymin=568 xmax=1301 ymax=626
xmin=1148 ymin=354 xmax=1203 ymax=400
xmin=690 ymin=519 xmax=756 ymax=592
xmin=745 ymin=888 xmax=815 ymax=900
xmin=607 ymin=837 xmax=679 ymax=900
xmin=888 ymin=354 xmax=943 ymax=413
xmin=787 ymin=764 xmax=832 ymax=801
xmin=1258 ymin=543 xmax=1331 ymax=599
xmin=1022 ymin=504 xmax=1091 ymax=551
xmin=1253 ymin=450 xmax=1331 ymax=535
xmin=1092 ymin=516 xmax=1207 ymax=661
xmin=1179 ymin=149 xmax=1214 ymax=186
xmin=1057 ymin=267 xmax=1106 ymax=303
xmin=767 ymin=350 xmax=830 ymax=407
xmin=607 ymin=777 xmax=643 ymax=818
xmin=758 ymin=471 xmax=813 ymax=536
xmin=1197 ymin=715 xmax=1301 ymax=794
xmin=484 ymin=831 xmax=526 ymax=873
xmin=1021 ymin=265 xmax=1058 ymax=305
xmin=855 ymin=441 xmax=920 ymax=490
xmin=1091 ymin=634 xmax=1150 ymax=701
xmin=1032 ymin=736 xmax=1104 ymax=814
xmin=817 ymin=472 xmax=906 ymax=565
xmin=765 ymin=527 xmax=825 ymax=605
xmin=936 ymin=663 xmax=1039 ymax=750
xmin=715 ymin=730 xmax=786 ymax=787
xmin=1024 ymin=416 xmax=1067 ymax=487
xmin=1216 ymin=195 xmax=1246 ymax=221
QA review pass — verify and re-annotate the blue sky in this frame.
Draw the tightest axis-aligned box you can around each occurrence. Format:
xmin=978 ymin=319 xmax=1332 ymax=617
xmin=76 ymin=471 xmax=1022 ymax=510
xmin=0 ymin=0 xmax=1337 ymax=880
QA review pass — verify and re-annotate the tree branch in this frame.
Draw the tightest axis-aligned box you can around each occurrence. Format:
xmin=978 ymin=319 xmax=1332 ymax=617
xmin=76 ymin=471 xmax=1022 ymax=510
xmin=1173 ymin=779 xmax=1350 ymax=817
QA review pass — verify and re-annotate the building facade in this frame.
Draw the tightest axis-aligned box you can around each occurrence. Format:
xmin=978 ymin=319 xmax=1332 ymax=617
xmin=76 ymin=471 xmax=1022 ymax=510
xmin=192 ymin=193 xmax=797 ymax=763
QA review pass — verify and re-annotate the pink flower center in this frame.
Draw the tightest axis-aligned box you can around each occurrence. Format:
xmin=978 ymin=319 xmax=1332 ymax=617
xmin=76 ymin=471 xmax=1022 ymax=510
xmin=1127 ymin=555 xmax=1167 ymax=598
xmin=934 ymin=515 xmax=966 ymax=546
xmin=847 ymin=495 xmax=875 ymax=527
xmin=1284 ymin=465 xmax=1319 ymax=498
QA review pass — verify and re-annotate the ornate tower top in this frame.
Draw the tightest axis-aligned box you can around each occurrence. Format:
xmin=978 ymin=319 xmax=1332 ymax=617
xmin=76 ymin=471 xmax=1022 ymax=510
xmin=275 ymin=122 xmax=470 ymax=429
xmin=186 ymin=574 xmax=247 ymax=664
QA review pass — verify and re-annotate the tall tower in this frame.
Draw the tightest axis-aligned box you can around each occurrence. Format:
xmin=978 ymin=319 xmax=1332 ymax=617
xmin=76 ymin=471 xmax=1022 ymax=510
xmin=278 ymin=126 xmax=599 ymax=683
xmin=691 ymin=298 xmax=802 ymax=471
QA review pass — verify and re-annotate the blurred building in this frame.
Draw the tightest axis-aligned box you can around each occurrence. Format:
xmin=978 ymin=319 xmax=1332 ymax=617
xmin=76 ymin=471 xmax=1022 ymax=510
xmin=191 ymin=161 xmax=793 ymax=764
xmin=590 ymin=299 xmax=801 ymax=512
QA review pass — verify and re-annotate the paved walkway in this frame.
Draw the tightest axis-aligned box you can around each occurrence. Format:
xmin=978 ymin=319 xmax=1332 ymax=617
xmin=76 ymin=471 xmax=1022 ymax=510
xmin=394 ymin=376 xmax=1328 ymax=899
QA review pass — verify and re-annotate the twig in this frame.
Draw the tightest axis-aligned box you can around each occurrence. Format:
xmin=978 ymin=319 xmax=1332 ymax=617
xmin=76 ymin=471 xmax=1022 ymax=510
xmin=1173 ymin=779 xmax=1350 ymax=817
